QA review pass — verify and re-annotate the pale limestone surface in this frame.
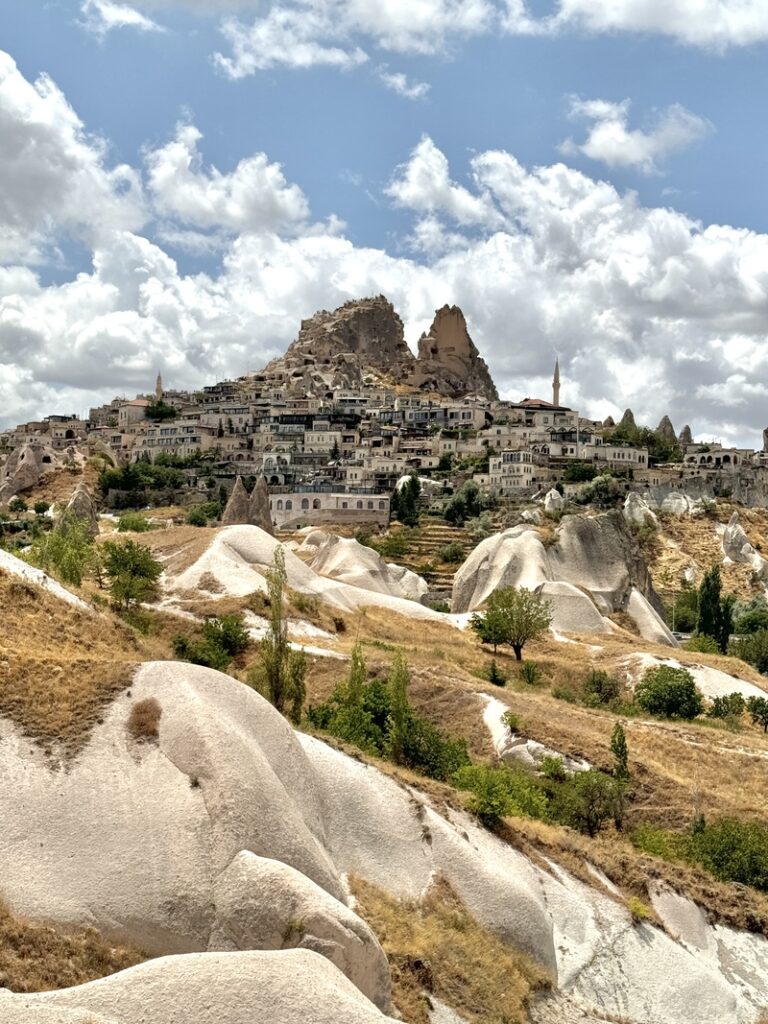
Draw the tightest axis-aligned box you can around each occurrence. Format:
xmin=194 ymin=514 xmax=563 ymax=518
xmin=451 ymin=513 xmax=674 ymax=645
xmin=543 ymin=488 xmax=564 ymax=515
xmin=620 ymin=652 xmax=767 ymax=701
xmin=0 ymin=950 xmax=398 ymax=1024
xmin=63 ymin=481 xmax=99 ymax=537
xmin=0 ymin=547 xmax=91 ymax=610
xmin=721 ymin=511 xmax=768 ymax=581
xmin=300 ymin=530 xmax=428 ymax=602
xmin=480 ymin=694 xmax=591 ymax=773
xmin=623 ymin=492 xmax=659 ymax=530
xmin=0 ymin=662 xmax=388 ymax=1007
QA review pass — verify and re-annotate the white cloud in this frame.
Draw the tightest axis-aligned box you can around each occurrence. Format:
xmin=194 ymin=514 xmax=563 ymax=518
xmin=377 ymin=68 xmax=431 ymax=100
xmin=0 ymin=51 xmax=145 ymax=264
xmin=144 ymin=124 xmax=310 ymax=233
xmin=2 ymin=48 xmax=768 ymax=447
xmin=560 ymin=97 xmax=712 ymax=174
xmin=79 ymin=0 xmax=165 ymax=38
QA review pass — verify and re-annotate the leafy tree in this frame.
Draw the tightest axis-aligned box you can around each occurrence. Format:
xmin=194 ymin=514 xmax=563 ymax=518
xmin=26 ymin=512 xmax=95 ymax=587
xmin=707 ymin=692 xmax=746 ymax=722
xmin=574 ymin=474 xmax=624 ymax=509
xmin=735 ymin=609 xmax=768 ymax=635
xmin=386 ymin=650 xmax=411 ymax=765
xmin=330 ymin=437 xmax=340 ymax=461
xmin=117 ymin=512 xmax=153 ymax=533
xmin=611 ymin=723 xmax=629 ymax=782
xmin=247 ymin=548 xmax=307 ymax=723
xmin=453 ymin=763 xmax=549 ymax=828
xmin=33 ymin=501 xmax=50 ymax=515
xmin=696 ymin=566 xmax=733 ymax=653
xmin=747 ymin=696 xmax=768 ymax=732
xmin=437 ymin=452 xmax=454 ymax=472
xmin=393 ymin=475 xmax=421 ymax=527
xmin=635 ymin=665 xmax=703 ymax=720
xmin=562 ymin=461 xmax=598 ymax=483
xmin=731 ymin=629 xmax=768 ymax=675
xmin=145 ymin=400 xmax=177 ymax=422
xmin=444 ymin=481 xmax=484 ymax=527
xmin=550 ymin=770 xmax=624 ymax=837
xmin=8 ymin=497 xmax=28 ymax=514
xmin=186 ymin=506 xmax=209 ymax=527
xmin=471 ymin=586 xmax=552 ymax=661
xmin=102 ymin=539 xmax=163 ymax=608
xmin=689 ymin=818 xmax=768 ymax=891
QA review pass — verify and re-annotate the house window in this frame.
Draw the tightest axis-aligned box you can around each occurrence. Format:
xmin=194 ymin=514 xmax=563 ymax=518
xmin=277 ymin=500 xmax=283 ymax=510
xmin=285 ymin=500 xmax=292 ymax=510
xmin=301 ymin=498 xmax=309 ymax=510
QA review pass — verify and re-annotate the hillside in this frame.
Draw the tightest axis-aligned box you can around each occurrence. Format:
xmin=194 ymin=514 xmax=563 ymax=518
xmin=3 ymin=472 xmax=768 ymax=1022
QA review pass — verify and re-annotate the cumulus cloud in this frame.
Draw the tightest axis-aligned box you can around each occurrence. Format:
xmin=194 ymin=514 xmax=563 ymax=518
xmin=0 ymin=51 xmax=145 ymax=263
xmin=560 ymin=97 xmax=712 ymax=173
xmin=79 ymin=0 xmax=165 ymax=37
xmin=2 ymin=52 xmax=768 ymax=447
xmin=144 ymin=124 xmax=310 ymax=234
xmin=377 ymin=68 xmax=431 ymax=100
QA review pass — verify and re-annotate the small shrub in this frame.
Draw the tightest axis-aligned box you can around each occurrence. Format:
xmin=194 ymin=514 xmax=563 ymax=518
xmin=518 ymin=660 xmax=541 ymax=686
xmin=185 ymin=506 xmax=209 ymax=527
xmin=127 ymin=698 xmax=162 ymax=743
xmin=627 ymin=896 xmax=652 ymax=923
xmin=117 ymin=512 xmax=153 ymax=533
xmin=453 ymin=763 xmax=549 ymax=828
xmin=487 ymin=659 xmax=507 ymax=687
xmin=502 ymin=709 xmax=522 ymax=733
xmin=549 ymin=770 xmax=624 ymax=837
xmin=173 ymin=613 xmax=251 ymax=671
xmin=8 ymin=497 xmax=28 ymax=514
xmin=332 ymin=615 xmax=346 ymax=633
xmin=33 ymin=501 xmax=50 ymax=515
xmin=731 ymin=629 xmax=768 ymax=675
xmin=683 ymin=634 xmax=720 ymax=655
xmin=540 ymin=755 xmax=567 ymax=782
xmin=583 ymin=669 xmax=622 ymax=707
xmin=635 ymin=665 xmax=703 ymax=720
xmin=707 ymin=692 xmax=746 ymax=721
xmin=426 ymin=599 xmax=451 ymax=613
xmin=552 ymin=683 xmax=581 ymax=704
xmin=438 ymin=541 xmax=465 ymax=564
xmin=690 ymin=818 xmax=768 ymax=891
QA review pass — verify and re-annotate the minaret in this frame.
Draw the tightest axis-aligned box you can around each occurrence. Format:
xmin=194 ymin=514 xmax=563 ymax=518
xmin=155 ymin=371 xmax=163 ymax=401
xmin=552 ymin=358 xmax=560 ymax=408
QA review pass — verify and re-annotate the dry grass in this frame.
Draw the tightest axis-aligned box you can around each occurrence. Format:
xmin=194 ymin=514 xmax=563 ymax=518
xmin=0 ymin=899 xmax=145 ymax=992
xmin=0 ymin=569 xmax=171 ymax=757
xmin=127 ymin=698 xmax=162 ymax=743
xmin=350 ymin=876 xmax=550 ymax=1024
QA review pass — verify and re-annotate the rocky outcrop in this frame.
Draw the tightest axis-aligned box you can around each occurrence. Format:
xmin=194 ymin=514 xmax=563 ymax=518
xmin=262 ymin=297 xmax=498 ymax=400
xmin=249 ymin=476 xmax=273 ymax=535
xmin=602 ymin=415 xmax=615 ymax=429
xmin=63 ymin=481 xmax=99 ymax=537
xmin=543 ymin=489 xmax=564 ymax=516
xmin=623 ymin=492 xmax=658 ymax=530
xmin=299 ymin=530 xmax=428 ymax=603
xmin=721 ymin=511 xmax=768 ymax=581
xmin=679 ymin=424 xmax=693 ymax=446
xmin=264 ymin=296 xmax=415 ymax=391
xmin=221 ymin=476 xmax=252 ymax=526
xmin=407 ymin=305 xmax=498 ymax=401
xmin=0 ymin=950 xmax=398 ymax=1024
xmin=619 ymin=409 xmax=636 ymax=430
xmin=0 ymin=443 xmax=59 ymax=504
xmin=656 ymin=415 xmax=676 ymax=443
xmin=451 ymin=511 xmax=674 ymax=645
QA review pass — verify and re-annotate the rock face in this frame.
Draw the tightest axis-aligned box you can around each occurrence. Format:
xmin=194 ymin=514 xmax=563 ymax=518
xmin=451 ymin=512 xmax=675 ymax=645
xmin=0 ymin=443 xmax=59 ymax=504
xmin=721 ymin=511 xmax=768 ymax=581
xmin=0 ymin=950 xmax=398 ymax=1024
xmin=299 ymin=531 xmax=428 ymax=603
xmin=64 ymin=481 xmax=99 ymax=537
xmin=0 ymin=660 xmax=390 ymax=1010
xmin=221 ymin=477 xmax=252 ymax=526
xmin=656 ymin=415 xmax=676 ymax=443
xmin=249 ymin=476 xmax=274 ymax=534
xmin=407 ymin=305 xmax=498 ymax=401
xmin=680 ymin=424 xmax=693 ymax=446
xmin=619 ymin=409 xmax=636 ymax=430
xmin=264 ymin=296 xmax=414 ymax=391
xmin=623 ymin=492 xmax=658 ymax=531
xmin=262 ymin=297 xmax=497 ymax=400
xmin=543 ymin=489 xmax=564 ymax=516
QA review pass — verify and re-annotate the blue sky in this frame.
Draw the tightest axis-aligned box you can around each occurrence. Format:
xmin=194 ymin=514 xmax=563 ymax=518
xmin=2 ymin=0 xmax=768 ymax=444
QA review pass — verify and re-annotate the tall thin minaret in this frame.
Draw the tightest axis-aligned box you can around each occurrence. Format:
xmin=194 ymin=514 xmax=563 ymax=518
xmin=552 ymin=358 xmax=560 ymax=407
xmin=155 ymin=371 xmax=163 ymax=401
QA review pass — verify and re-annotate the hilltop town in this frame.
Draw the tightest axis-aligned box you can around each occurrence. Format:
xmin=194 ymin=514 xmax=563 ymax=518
xmin=3 ymin=295 xmax=768 ymax=525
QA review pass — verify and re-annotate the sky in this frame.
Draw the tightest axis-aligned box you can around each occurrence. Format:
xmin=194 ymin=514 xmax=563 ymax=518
xmin=2 ymin=1 xmax=768 ymax=445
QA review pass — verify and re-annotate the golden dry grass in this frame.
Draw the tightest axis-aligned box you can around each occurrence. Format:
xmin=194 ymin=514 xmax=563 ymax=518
xmin=350 ymin=876 xmax=550 ymax=1024
xmin=0 ymin=569 xmax=171 ymax=756
xmin=0 ymin=899 xmax=145 ymax=993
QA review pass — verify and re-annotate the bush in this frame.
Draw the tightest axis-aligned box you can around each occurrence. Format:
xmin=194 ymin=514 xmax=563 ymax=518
xmin=683 ymin=634 xmax=720 ymax=654
xmin=438 ymin=541 xmax=465 ymax=564
xmin=689 ymin=818 xmax=768 ymax=891
xmin=173 ymin=614 xmax=251 ymax=672
xmin=25 ymin=512 xmax=96 ymax=587
xmin=747 ymin=696 xmax=768 ymax=732
xmin=540 ymin=755 xmax=567 ymax=782
xmin=8 ymin=497 xmax=28 ymax=514
xmin=583 ymin=669 xmax=622 ymax=707
xmin=635 ymin=665 xmax=703 ymax=720
xmin=186 ymin=505 xmax=210 ymax=527
xmin=626 ymin=897 xmax=652 ymax=923
xmin=33 ymin=501 xmax=50 ymax=515
xmin=734 ymin=609 xmax=768 ymax=635
xmin=117 ymin=512 xmax=153 ymax=533
xmin=707 ymin=692 xmax=746 ymax=721
xmin=127 ymin=698 xmax=162 ymax=743
xmin=486 ymin=659 xmax=507 ymax=687
xmin=731 ymin=629 xmax=768 ymax=675
xmin=549 ymin=770 xmax=624 ymax=836
xmin=453 ymin=763 xmax=548 ymax=828
xmin=518 ymin=660 xmax=541 ymax=686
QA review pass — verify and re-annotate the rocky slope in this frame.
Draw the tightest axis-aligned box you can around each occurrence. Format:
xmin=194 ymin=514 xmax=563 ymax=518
xmin=407 ymin=304 xmax=498 ymax=400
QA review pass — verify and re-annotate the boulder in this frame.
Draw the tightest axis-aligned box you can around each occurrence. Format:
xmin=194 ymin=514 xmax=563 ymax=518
xmin=220 ymin=477 xmax=251 ymax=526
xmin=721 ymin=512 xmax=768 ymax=581
xmin=300 ymin=531 xmax=427 ymax=603
xmin=679 ymin=424 xmax=693 ymax=446
xmin=64 ymin=481 xmax=99 ymax=537
xmin=661 ymin=493 xmax=697 ymax=516
xmin=536 ymin=581 xmax=611 ymax=635
xmin=0 ymin=950 xmax=398 ymax=1024
xmin=249 ymin=476 xmax=274 ymax=535
xmin=623 ymin=492 xmax=658 ymax=530
xmin=543 ymin=489 xmax=564 ymax=516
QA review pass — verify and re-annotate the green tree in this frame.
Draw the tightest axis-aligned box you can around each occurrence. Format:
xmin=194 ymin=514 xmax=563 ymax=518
xmin=747 ymin=696 xmax=768 ymax=732
xmin=394 ymin=475 xmax=421 ymax=527
xmin=731 ymin=629 xmax=768 ymax=675
xmin=696 ymin=566 xmax=733 ymax=653
xmin=635 ymin=665 xmax=703 ymax=720
xmin=386 ymin=650 xmax=411 ymax=764
xmin=247 ymin=548 xmax=307 ymax=723
xmin=330 ymin=437 xmax=340 ymax=461
xmin=611 ymin=723 xmax=629 ymax=782
xmin=26 ymin=512 xmax=95 ymax=587
xmin=471 ymin=586 xmax=552 ymax=661
xmin=550 ymin=770 xmax=624 ymax=837
xmin=102 ymin=539 xmax=163 ymax=608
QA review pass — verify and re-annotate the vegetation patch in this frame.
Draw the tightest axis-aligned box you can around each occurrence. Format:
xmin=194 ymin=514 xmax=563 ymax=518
xmin=350 ymin=876 xmax=550 ymax=1024
xmin=127 ymin=697 xmax=162 ymax=743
